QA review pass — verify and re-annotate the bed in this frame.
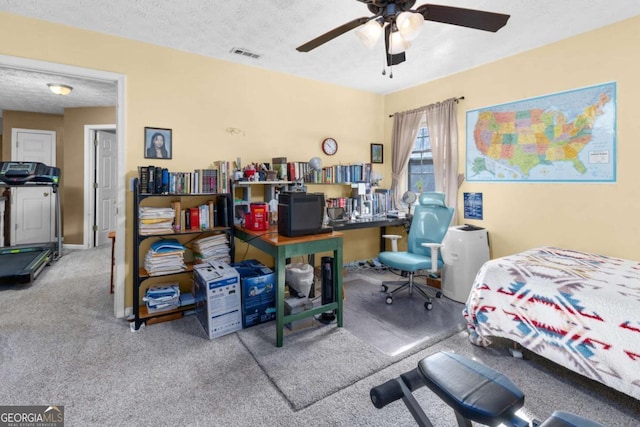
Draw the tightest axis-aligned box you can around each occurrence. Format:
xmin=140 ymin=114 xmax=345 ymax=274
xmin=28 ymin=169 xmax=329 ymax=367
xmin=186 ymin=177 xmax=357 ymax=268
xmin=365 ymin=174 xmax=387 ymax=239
xmin=463 ymin=246 xmax=640 ymax=400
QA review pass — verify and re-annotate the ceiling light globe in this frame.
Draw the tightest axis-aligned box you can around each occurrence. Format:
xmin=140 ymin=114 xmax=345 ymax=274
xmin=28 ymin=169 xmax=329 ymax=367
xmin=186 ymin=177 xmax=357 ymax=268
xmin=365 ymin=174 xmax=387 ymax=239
xmin=396 ymin=11 xmax=424 ymax=41
xmin=389 ymin=31 xmax=410 ymax=55
xmin=47 ymin=83 xmax=73 ymax=96
xmin=356 ymin=19 xmax=383 ymax=49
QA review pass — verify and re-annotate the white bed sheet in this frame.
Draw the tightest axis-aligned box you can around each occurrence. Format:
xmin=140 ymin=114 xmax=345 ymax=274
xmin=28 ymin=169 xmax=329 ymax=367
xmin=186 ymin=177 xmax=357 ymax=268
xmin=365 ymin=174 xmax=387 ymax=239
xmin=463 ymin=246 xmax=640 ymax=400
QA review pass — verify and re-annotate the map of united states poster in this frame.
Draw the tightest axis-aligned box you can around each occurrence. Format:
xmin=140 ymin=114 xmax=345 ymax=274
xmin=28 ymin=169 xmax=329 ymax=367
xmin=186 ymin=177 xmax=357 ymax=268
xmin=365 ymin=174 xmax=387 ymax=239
xmin=466 ymin=82 xmax=616 ymax=182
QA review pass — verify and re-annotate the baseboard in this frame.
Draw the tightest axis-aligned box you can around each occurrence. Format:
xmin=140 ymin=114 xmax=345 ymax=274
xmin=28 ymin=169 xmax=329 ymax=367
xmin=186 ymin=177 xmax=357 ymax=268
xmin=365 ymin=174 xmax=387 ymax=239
xmin=63 ymin=243 xmax=84 ymax=250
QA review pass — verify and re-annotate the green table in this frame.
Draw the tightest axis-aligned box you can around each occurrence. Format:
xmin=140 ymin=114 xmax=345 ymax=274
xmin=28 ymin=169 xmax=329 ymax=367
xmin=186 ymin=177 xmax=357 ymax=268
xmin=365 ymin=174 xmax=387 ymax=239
xmin=234 ymin=225 xmax=344 ymax=347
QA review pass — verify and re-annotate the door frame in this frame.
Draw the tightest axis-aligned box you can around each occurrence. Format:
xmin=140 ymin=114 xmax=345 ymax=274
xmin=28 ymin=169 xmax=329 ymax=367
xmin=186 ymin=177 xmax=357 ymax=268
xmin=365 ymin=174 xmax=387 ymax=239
xmin=84 ymin=124 xmax=117 ymax=249
xmin=0 ymin=54 xmax=127 ymax=319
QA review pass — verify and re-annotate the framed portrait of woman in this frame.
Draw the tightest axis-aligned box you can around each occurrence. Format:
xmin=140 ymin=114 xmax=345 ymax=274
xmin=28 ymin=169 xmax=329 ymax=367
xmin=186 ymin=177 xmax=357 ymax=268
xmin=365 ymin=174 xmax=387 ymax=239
xmin=144 ymin=127 xmax=172 ymax=159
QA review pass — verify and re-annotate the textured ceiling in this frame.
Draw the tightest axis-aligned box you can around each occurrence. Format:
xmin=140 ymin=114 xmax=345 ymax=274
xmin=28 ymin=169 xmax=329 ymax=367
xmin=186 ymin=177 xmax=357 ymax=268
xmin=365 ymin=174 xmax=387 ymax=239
xmin=0 ymin=0 xmax=639 ymax=117
xmin=0 ymin=66 xmax=117 ymax=116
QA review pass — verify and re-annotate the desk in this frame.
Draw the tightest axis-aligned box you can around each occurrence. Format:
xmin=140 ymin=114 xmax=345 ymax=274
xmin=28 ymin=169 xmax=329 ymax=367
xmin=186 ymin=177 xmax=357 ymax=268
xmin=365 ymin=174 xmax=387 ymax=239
xmin=234 ymin=225 xmax=344 ymax=347
xmin=330 ymin=217 xmax=407 ymax=252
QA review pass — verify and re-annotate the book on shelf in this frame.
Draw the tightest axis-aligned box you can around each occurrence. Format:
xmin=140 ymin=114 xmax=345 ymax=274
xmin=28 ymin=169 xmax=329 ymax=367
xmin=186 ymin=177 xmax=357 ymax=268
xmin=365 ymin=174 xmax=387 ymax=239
xmin=171 ymin=200 xmax=181 ymax=231
xmin=138 ymin=166 xmax=150 ymax=193
xmin=148 ymin=166 xmax=155 ymax=193
xmin=287 ymin=162 xmax=298 ymax=181
xmin=208 ymin=200 xmax=215 ymax=228
xmin=213 ymin=161 xmax=229 ymax=193
xmin=154 ymin=166 xmax=163 ymax=194
xmin=184 ymin=208 xmax=191 ymax=230
xmin=161 ymin=168 xmax=169 ymax=193
xmin=199 ymin=203 xmax=209 ymax=229
xmin=189 ymin=207 xmax=200 ymax=230
xmin=192 ymin=170 xmax=200 ymax=194
xmin=202 ymin=169 xmax=218 ymax=193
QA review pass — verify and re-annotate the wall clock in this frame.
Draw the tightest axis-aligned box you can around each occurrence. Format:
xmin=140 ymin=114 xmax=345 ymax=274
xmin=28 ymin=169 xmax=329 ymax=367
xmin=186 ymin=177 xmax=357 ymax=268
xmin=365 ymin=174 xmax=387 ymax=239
xmin=322 ymin=137 xmax=338 ymax=156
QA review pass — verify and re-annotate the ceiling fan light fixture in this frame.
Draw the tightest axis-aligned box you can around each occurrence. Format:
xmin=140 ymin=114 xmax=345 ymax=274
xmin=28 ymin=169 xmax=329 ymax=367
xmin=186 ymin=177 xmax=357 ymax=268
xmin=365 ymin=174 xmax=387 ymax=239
xmin=388 ymin=30 xmax=410 ymax=55
xmin=47 ymin=83 xmax=73 ymax=96
xmin=356 ymin=19 xmax=383 ymax=49
xmin=396 ymin=11 xmax=424 ymax=41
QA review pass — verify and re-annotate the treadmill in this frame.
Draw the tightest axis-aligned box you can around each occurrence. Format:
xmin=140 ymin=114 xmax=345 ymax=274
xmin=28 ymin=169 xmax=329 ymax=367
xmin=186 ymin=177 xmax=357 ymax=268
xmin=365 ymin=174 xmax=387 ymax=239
xmin=0 ymin=161 xmax=62 ymax=284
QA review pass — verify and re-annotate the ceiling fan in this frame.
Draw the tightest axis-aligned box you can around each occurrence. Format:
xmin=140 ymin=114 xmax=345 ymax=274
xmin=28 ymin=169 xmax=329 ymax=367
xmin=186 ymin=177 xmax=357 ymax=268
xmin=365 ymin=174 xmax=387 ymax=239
xmin=296 ymin=1 xmax=510 ymax=68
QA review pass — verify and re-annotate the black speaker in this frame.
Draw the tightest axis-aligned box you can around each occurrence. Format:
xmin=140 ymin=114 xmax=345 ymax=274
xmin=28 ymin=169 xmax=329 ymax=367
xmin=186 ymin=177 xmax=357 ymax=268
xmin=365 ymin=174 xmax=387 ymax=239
xmin=320 ymin=256 xmax=335 ymax=323
xmin=216 ymin=194 xmax=232 ymax=227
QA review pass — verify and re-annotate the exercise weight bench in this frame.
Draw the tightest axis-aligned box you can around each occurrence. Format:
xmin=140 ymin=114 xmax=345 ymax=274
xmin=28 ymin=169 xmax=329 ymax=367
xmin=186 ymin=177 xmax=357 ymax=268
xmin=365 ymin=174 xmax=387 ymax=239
xmin=370 ymin=351 xmax=604 ymax=427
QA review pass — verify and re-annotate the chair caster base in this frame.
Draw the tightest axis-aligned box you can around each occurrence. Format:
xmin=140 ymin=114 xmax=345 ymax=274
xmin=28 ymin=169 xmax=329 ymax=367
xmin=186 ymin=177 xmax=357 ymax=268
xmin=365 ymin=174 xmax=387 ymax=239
xmin=385 ymin=295 xmax=393 ymax=305
xmin=435 ymin=291 xmax=442 ymax=298
xmin=424 ymin=299 xmax=433 ymax=310
xmin=381 ymin=284 xmax=388 ymax=293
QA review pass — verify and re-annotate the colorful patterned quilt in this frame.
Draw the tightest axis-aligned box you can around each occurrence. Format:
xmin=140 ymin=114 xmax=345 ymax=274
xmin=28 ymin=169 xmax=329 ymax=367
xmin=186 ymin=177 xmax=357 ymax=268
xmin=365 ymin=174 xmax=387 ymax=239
xmin=463 ymin=247 xmax=640 ymax=400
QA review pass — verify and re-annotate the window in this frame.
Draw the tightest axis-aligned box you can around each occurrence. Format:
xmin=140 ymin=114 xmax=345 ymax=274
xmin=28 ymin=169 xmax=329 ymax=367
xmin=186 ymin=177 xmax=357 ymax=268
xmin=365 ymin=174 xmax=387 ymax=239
xmin=408 ymin=127 xmax=435 ymax=193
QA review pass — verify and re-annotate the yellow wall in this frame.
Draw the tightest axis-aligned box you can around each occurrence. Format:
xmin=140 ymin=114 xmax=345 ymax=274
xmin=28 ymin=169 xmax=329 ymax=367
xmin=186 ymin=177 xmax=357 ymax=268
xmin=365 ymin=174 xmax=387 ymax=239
xmin=1 ymin=12 xmax=639 ymax=311
xmin=385 ymin=15 xmax=640 ymax=260
xmin=0 ymin=12 xmax=385 ymax=307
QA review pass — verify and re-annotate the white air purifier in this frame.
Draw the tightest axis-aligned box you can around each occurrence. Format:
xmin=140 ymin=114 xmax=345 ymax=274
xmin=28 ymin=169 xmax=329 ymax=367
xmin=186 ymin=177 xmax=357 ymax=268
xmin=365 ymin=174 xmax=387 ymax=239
xmin=441 ymin=226 xmax=490 ymax=303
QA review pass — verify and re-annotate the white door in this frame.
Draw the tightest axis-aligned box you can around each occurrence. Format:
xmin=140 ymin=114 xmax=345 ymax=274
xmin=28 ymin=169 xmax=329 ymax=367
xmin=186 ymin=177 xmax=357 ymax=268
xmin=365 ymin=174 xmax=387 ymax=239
xmin=11 ymin=129 xmax=56 ymax=246
xmin=95 ymin=130 xmax=117 ymax=247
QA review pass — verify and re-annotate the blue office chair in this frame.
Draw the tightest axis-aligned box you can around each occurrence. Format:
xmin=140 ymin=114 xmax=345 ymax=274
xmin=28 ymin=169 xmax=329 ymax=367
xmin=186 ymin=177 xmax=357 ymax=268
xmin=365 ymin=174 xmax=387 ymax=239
xmin=378 ymin=192 xmax=454 ymax=310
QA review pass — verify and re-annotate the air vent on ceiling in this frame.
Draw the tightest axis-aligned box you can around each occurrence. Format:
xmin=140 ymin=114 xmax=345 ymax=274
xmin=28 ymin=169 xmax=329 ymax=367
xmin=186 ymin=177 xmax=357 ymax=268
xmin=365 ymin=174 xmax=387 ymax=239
xmin=229 ymin=47 xmax=261 ymax=59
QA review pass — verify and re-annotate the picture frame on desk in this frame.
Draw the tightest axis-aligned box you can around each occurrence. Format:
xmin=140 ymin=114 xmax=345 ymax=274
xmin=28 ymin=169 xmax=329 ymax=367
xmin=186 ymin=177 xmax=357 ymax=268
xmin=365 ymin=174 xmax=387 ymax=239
xmin=371 ymin=143 xmax=383 ymax=164
xmin=144 ymin=127 xmax=172 ymax=159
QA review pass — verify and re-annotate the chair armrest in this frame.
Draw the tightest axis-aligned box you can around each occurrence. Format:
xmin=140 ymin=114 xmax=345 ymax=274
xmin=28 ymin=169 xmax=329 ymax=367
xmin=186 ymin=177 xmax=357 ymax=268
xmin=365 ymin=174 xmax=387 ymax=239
xmin=421 ymin=243 xmax=443 ymax=273
xmin=382 ymin=234 xmax=402 ymax=252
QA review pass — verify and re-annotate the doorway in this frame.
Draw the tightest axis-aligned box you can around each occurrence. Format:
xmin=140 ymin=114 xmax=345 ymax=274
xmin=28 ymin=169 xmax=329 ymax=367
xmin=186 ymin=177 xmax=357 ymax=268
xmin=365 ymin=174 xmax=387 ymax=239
xmin=0 ymin=54 xmax=126 ymax=318
xmin=84 ymin=125 xmax=117 ymax=248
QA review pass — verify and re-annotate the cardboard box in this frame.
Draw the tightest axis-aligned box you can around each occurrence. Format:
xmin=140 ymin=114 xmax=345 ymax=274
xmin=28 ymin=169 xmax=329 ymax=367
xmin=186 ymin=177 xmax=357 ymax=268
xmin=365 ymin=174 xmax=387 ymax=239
xmin=285 ymin=297 xmax=315 ymax=331
xmin=231 ymin=260 xmax=276 ymax=328
xmin=193 ymin=261 xmax=242 ymax=339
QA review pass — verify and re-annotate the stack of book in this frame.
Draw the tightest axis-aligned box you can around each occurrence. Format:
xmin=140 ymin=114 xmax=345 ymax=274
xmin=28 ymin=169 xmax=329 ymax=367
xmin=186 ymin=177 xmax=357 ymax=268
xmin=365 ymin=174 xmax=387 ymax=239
xmin=138 ymin=164 xmax=231 ymax=195
xmin=144 ymin=239 xmax=186 ymax=276
xmin=191 ymin=234 xmax=231 ymax=264
xmin=139 ymin=207 xmax=175 ymax=235
xmin=142 ymin=283 xmax=180 ymax=313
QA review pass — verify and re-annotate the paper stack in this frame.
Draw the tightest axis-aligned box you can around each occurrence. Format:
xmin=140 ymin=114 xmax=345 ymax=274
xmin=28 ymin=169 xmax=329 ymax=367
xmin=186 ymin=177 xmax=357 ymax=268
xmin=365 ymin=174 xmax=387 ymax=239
xmin=143 ymin=283 xmax=180 ymax=313
xmin=139 ymin=206 xmax=175 ymax=235
xmin=144 ymin=239 xmax=187 ymax=276
xmin=192 ymin=234 xmax=231 ymax=264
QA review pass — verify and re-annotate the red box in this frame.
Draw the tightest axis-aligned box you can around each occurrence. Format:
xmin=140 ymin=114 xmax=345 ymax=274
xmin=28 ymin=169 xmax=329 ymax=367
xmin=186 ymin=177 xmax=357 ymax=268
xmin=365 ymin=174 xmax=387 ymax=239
xmin=245 ymin=203 xmax=268 ymax=231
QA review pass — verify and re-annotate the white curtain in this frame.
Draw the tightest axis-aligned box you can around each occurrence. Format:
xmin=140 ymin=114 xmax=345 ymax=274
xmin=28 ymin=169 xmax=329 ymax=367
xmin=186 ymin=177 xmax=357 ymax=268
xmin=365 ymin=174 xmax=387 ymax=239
xmin=424 ymin=97 xmax=458 ymax=216
xmin=390 ymin=109 xmax=423 ymax=209
xmin=390 ymin=97 xmax=459 ymax=220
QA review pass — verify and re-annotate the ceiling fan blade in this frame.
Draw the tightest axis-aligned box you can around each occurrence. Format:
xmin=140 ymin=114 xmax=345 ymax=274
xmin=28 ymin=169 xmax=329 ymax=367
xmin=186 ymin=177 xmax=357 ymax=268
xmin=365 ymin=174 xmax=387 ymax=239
xmin=296 ymin=17 xmax=370 ymax=52
xmin=416 ymin=4 xmax=510 ymax=32
xmin=384 ymin=24 xmax=406 ymax=67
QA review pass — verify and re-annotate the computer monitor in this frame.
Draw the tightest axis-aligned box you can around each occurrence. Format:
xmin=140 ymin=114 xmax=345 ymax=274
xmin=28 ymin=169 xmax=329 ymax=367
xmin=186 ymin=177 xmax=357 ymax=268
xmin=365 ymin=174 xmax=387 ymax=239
xmin=278 ymin=192 xmax=325 ymax=237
